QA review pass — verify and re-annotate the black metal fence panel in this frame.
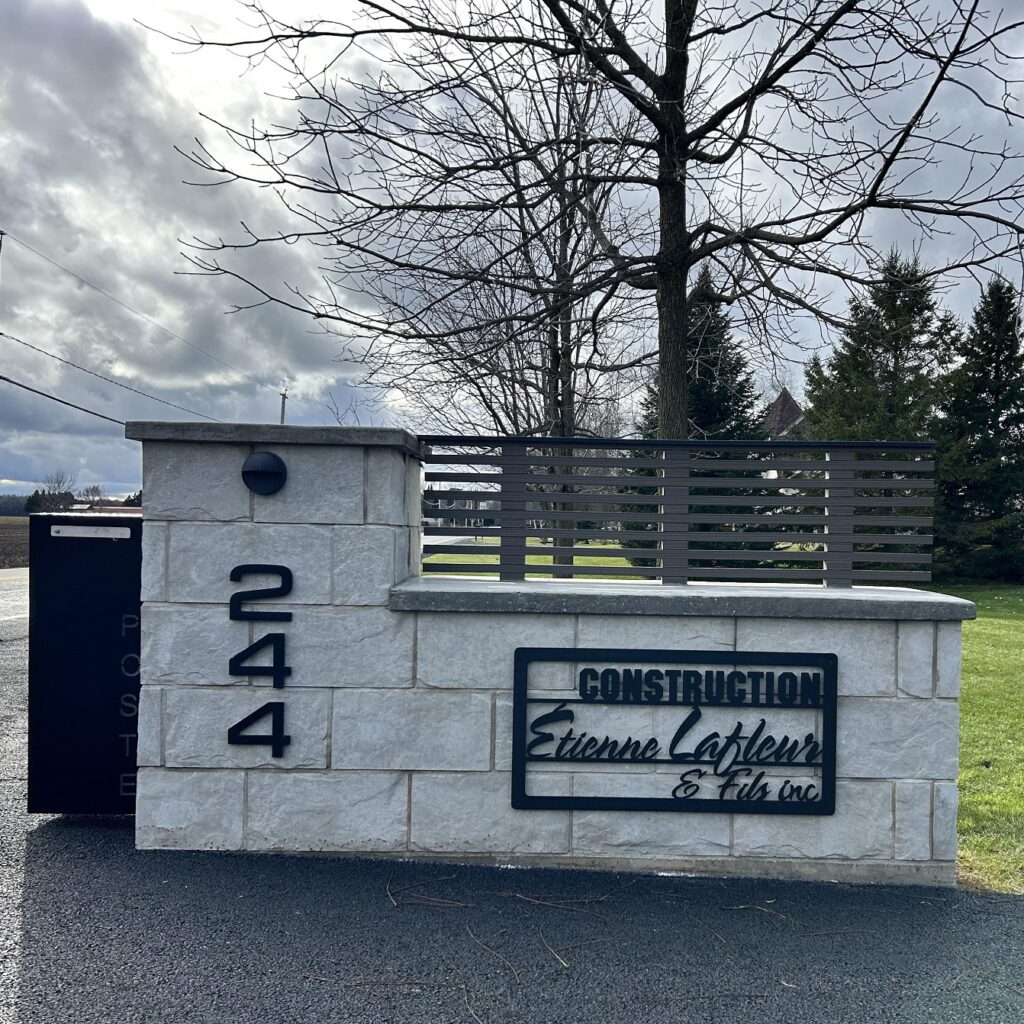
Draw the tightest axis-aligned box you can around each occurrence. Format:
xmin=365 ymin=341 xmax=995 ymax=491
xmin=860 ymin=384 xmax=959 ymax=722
xmin=419 ymin=436 xmax=935 ymax=587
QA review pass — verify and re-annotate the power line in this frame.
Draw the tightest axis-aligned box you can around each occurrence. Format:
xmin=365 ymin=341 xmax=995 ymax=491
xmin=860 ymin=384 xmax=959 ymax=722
xmin=2 ymin=228 xmax=277 ymax=392
xmin=0 ymin=372 xmax=125 ymax=426
xmin=0 ymin=329 xmax=221 ymax=422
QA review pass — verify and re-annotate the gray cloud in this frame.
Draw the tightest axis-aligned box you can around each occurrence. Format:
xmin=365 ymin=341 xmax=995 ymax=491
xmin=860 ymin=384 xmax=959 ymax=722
xmin=2 ymin=0 xmax=1019 ymax=493
xmin=0 ymin=0 xmax=370 ymax=496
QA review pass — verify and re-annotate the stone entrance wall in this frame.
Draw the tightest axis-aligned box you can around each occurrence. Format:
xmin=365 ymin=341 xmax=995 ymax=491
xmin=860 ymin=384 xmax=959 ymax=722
xmin=127 ymin=423 xmax=974 ymax=885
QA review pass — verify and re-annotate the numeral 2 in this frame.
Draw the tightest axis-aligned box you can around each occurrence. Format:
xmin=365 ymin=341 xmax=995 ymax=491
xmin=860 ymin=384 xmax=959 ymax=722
xmin=229 ymin=564 xmax=293 ymax=621
xmin=227 ymin=702 xmax=291 ymax=758
xmin=228 ymin=633 xmax=291 ymax=689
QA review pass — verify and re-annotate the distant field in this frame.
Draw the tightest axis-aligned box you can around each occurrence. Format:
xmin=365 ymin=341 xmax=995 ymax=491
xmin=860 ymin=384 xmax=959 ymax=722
xmin=0 ymin=516 xmax=28 ymax=569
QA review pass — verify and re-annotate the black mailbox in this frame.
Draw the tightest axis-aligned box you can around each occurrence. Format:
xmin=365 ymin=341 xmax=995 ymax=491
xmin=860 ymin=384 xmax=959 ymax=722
xmin=28 ymin=512 xmax=142 ymax=814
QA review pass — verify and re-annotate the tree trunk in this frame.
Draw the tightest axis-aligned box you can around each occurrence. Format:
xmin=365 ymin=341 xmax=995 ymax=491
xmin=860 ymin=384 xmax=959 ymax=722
xmin=656 ymin=0 xmax=697 ymax=440
xmin=550 ymin=302 xmax=576 ymax=565
xmin=551 ymin=196 xmax=577 ymax=566
xmin=658 ymin=259 xmax=689 ymax=438
xmin=559 ymin=298 xmax=575 ymax=436
xmin=545 ymin=319 xmax=561 ymax=433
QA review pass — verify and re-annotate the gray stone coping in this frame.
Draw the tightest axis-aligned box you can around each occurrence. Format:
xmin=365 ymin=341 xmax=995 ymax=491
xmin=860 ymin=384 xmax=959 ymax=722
xmin=124 ymin=422 xmax=423 ymax=456
xmin=389 ymin=576 xmax=976 ymax=621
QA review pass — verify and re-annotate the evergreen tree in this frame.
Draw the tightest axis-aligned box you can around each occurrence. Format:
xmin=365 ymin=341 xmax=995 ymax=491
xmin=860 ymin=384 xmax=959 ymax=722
xmin=804 ymin=251 xmax=954 ymax=441
xmin=935 ymin=278 xmax=1024 ymax=579
xmin=638 ymin=266 xmax=763 ymax=440
xmin=623 ymin=268 xmax=762 ymax=567
xmin=24 ymin=489 xmax=75 ymax=514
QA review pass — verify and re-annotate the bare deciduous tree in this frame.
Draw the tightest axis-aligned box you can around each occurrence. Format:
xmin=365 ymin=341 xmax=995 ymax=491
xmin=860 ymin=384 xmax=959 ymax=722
xmin=41 ymin=470 xmax=76 ymax=496
xmin=78 ymin=483 xmax=106 ymax=504
xmin=352 ymin=39 xmax=653 ymax=436
xmin=176 ymin=0 xmax=1024 ymax=437
xmin=26 ymin=470 xmax=78 ymax=513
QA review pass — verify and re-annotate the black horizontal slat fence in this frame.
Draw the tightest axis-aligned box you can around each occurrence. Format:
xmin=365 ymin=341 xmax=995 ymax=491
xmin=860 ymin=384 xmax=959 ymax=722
xmin=419 ymin=436 xmax=935 ymax=587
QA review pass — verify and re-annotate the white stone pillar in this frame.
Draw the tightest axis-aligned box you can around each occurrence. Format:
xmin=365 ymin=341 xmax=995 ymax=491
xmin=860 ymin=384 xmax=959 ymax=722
xmin=126 ymin=423 xmax=422 ymax=850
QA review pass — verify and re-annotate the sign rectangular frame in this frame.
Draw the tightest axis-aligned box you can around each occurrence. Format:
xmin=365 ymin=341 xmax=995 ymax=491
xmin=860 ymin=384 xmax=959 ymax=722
xmin=511 ymin=647 xmax=838 ymax=816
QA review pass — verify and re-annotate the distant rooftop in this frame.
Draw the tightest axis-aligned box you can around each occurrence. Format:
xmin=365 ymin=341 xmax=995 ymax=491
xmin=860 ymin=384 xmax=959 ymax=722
xmin=764 ymin=387 xmax=805 ymax=438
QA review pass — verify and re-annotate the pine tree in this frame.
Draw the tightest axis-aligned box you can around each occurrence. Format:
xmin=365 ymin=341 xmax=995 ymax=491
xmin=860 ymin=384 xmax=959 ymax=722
xmin=804 ymin=251 xmax=953 ymax=442
xmin=638 ymin=266 xmax=763 ymax=440
xmin=623 ymin=267 xmax=762 ymax=566
xmin=935 ymin=278 xmax=1024 ymax=579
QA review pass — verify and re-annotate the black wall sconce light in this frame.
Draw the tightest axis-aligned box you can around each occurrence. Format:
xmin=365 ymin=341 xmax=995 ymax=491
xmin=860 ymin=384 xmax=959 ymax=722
xmin=241 ymin=451 xmax=288 ymax=495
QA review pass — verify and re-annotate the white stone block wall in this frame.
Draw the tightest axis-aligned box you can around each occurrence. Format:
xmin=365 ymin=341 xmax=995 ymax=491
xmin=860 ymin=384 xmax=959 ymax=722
xmin=135 ymin=430 xmax=424 ymax=856
xmin=129 ymin=424 xmax=971 ymax=886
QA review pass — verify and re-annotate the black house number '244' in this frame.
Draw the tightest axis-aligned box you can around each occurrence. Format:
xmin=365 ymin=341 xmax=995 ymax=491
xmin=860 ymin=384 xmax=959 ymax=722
xmin=226 ymin=564 xmax=294 ymax=758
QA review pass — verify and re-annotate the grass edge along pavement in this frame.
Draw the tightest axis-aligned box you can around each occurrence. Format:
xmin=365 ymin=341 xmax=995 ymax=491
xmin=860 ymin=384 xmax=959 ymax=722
xmin=937 ymin=583 xmax=1024 ymax=894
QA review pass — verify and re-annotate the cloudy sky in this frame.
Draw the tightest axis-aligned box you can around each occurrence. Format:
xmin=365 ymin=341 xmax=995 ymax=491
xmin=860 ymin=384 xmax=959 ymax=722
xmin=1 ymin=0 xmax=365 ymax=497
xmin=1 ymin=0 xmax=1021 ymax=497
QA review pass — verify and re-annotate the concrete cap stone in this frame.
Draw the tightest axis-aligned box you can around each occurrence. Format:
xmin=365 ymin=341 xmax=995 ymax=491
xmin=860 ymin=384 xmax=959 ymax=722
xmin=390 ymin=576 xmax=976 ymax=621
xmin=125 ymin=421 xmax=423 ymax=456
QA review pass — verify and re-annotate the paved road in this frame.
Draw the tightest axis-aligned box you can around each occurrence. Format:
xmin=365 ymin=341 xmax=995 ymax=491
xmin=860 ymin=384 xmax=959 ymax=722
xmin=1 ymin=588 xmax=1022 ymax=1023
xmin=0 ymin=569 xmax=27 ymax=641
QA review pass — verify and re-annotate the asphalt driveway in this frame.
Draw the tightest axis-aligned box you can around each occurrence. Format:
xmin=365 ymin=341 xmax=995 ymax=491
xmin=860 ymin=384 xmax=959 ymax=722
xmin=0 ymin=574 xmax=1021 ymax=1023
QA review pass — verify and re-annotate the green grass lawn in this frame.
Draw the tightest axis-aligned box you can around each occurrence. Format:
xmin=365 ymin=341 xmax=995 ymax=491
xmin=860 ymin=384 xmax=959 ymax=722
xmin=935 ymin=583 xmax=1024 ymax=893
xmin=427 ymin=544 xmax=1023 ymax=891
xmin=425 ymin=537 xmax=644 ymax=578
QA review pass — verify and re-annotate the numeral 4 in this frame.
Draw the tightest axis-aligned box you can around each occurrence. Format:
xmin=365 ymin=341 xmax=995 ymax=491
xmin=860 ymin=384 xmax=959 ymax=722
xmin=228 ymin=633 xmax=291 ymax=689
xmin=227 ymin=702 xmax=291 ymax=758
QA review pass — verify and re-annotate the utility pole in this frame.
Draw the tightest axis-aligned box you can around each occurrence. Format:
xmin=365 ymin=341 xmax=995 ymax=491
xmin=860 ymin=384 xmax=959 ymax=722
xmin=279 ymin=389 xmax=288 ymax=424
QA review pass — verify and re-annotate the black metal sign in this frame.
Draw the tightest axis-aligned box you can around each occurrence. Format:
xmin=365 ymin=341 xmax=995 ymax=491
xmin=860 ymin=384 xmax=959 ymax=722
xmin=512 ymin=648 xmax=837 ymax=815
